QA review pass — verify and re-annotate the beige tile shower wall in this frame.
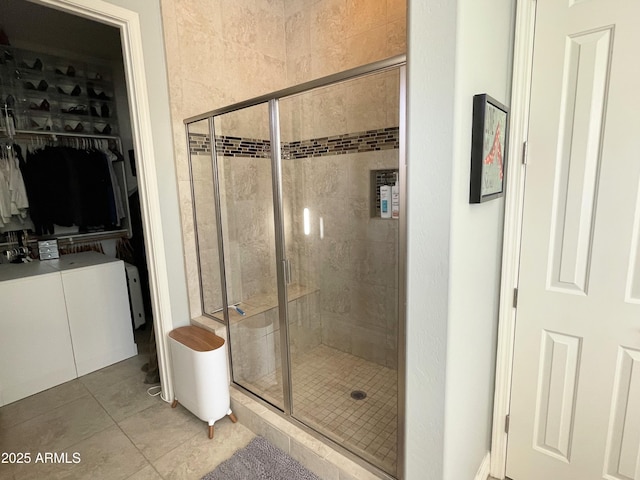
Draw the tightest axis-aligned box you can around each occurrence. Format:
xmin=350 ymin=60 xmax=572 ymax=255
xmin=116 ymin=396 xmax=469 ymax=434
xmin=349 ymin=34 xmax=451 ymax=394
xmin=161 ymin=0 xmax=405 ymax=317
xmin=161 ymin=0 xmax=287 ymax=316
xmin=287 ymin=149 xmax=399 ymax=368
xmin=287 ymin=291 xmax=322 ymax=358
xmin=285 ymin=0 xmax=406 ymax=84
xmin=280 ymin=66 xmax=400 ymax=142
xmin=191 ymin=153 xmax=223 ymax=314
xmin=220 ymin=155 xmax=279 ymax=302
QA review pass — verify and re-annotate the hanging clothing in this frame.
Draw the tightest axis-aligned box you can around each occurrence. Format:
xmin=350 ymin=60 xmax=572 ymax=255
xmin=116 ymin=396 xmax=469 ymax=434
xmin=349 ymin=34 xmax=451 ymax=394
xmin=0 ymin=156 xmax=11 ymax=225
xmin=20 ymin=144 xmax=125 ymax=235
xmin=9 ymin=145 xmax=29 ymax=218
xmin=103 ymin=147 xmax=125 ymax=222
xmin=0 ymin=144 xmax=29 ymax=227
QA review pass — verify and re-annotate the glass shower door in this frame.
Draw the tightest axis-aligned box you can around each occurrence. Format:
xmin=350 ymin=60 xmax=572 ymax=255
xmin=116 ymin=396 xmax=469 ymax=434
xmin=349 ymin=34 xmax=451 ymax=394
xmin=187 ymin=118 xmax=224 ymax=319
xmin=278 ymin=68 xmax=401 ymax=476
xmin=212 ymin=103 xmax=285 ymax=410
xmin=187 ymin=61 xmax=404 ymax=478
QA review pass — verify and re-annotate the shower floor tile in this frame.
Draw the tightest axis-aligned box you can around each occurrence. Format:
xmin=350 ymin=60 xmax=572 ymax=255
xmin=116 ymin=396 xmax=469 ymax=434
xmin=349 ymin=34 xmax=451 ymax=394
xmin=246 ymin=344 xmax=397 ymax=475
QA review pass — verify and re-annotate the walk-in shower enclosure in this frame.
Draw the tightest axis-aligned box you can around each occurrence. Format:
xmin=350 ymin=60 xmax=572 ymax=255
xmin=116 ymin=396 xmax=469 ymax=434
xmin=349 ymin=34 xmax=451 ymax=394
xmin=185 ymin=56 xmax=406 ymax=478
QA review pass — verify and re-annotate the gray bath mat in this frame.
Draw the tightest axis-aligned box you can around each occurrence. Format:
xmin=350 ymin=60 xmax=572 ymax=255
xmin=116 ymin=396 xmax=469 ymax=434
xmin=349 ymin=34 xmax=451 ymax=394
xmin=201 ymin=436 xmax=322 ymax=480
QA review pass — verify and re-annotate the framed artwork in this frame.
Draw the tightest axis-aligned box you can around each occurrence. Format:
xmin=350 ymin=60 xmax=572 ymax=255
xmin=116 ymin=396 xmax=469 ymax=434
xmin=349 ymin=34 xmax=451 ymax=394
xmin=469 ymin=94 xmax=509 ymax=203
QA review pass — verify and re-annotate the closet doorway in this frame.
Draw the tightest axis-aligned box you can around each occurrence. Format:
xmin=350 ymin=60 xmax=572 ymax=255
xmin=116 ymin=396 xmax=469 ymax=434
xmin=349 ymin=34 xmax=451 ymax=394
xmin=0 ymin=1 xmax=156 ymax=381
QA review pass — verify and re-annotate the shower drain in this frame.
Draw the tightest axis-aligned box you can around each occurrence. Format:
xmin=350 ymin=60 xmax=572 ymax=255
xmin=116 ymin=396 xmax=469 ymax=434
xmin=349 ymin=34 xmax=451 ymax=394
xmin=350 ymin=390 xmax=367 ymax=400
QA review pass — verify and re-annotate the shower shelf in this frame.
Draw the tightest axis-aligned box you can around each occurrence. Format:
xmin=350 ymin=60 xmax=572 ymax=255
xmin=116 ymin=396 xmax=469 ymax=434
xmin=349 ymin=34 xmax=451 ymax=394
xmin=211 ymin=283 xmax=318 ymax=324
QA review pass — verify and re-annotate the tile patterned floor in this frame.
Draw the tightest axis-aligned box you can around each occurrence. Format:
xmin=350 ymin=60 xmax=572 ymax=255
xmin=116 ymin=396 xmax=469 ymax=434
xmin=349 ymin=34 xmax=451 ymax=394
xmin=0 ymin=354 xmax=254 ymax=480
xmin=1 ymin=322 xmax=396 ymax=480
xmin=250 ymin=344 xmax=398 ymax=475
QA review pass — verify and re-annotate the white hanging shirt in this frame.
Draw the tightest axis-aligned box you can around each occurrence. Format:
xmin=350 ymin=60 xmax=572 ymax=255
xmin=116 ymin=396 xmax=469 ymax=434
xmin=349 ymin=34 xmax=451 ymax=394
xmin=0 ymin=154 xmax=12 ymax=226
xmin=9 ymin=150 xmax=28 ymax=217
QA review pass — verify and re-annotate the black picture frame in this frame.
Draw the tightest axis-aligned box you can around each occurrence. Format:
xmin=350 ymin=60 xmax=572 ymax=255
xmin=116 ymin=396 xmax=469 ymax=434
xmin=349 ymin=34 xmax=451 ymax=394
xmin=469 ymin=93 xmax=509 ymax=203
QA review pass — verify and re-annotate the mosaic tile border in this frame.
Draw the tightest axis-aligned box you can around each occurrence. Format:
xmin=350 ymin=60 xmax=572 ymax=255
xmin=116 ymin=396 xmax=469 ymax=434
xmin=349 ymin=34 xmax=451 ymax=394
xmin=189 ymin=133 xmax=211 ymax=154
xmin=189 ymin=133 xmax=270 ymax=158
xmin=285 ymin=127 xmax=399 ymax=159
xmin=188 ymin=127 xmax=400 ymax=159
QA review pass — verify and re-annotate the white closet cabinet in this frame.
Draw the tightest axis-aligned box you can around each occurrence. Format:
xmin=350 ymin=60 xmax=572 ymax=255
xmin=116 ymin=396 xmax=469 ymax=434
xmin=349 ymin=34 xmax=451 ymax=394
xmin=56 ymin=253 xmax=138 ymax=377
xmin=0 ymin=262 xmax=77 ymax=406
xmin=0 ymin=252 xmax=138 ymax=406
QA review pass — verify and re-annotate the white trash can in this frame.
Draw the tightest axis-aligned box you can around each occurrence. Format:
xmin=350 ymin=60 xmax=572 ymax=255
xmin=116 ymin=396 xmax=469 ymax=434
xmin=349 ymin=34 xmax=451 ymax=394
xmin=168 ymin=326 xmax=237 ymax=438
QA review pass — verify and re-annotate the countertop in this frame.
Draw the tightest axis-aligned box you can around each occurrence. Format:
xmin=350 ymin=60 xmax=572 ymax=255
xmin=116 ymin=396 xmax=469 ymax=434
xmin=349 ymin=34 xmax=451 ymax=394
xmin=0 ymin=252 xmax=119 ymax=282
xmin=0 ymin=260 xmax=58 ymax=282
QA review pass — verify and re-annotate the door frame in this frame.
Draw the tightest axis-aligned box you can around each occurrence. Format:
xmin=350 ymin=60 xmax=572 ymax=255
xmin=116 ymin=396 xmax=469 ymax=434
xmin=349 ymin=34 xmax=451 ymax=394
xmin=489 ymin=0 xmax=537 ymax=477
xmin=33 ymin=0 xmax=176 ymax=401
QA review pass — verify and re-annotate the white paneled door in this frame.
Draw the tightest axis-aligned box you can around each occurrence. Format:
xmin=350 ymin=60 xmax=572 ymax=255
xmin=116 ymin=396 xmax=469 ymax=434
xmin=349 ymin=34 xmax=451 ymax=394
xmin=506 ymin=0 xmax=640 ymax=479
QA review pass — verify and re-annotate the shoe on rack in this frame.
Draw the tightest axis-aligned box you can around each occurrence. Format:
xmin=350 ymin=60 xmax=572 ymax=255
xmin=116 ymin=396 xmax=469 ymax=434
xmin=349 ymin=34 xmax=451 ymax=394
xmin=100 ymin=103 xmax=110 ymax=118
xmin=56 ymin=85 xmax=80 ymax=95
xmin=29 ymin=99 xmax=50 ymax=111
xmin=55 ymin=65 xmax=76 ymax=77
xmin=64 ymin=122 xmax=84 ymax=132
xmin=62 ymin=105 xmax=87 ymax=115
xmin=87 ymin=86 xmax=110 ymax=101
xmin=94 ymin=124 xmax=111 ymax=135
xmin=37 ymin=79 xmax=48 ymax=91
xmin=19 ymin=58 xmax=42 ymax=70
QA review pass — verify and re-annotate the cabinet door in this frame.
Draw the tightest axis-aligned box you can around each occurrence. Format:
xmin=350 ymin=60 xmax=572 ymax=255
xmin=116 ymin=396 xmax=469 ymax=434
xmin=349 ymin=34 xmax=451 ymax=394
xmin=62 ymin=260 xmax=137 ymax=376
xmin=0 ymin=273 xmax=77 ymax=406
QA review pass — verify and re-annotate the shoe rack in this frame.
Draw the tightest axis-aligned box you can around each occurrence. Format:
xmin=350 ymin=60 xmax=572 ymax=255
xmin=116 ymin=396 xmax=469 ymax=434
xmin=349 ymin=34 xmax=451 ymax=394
xmin=0 ymin=46 xmax=118 ymax=136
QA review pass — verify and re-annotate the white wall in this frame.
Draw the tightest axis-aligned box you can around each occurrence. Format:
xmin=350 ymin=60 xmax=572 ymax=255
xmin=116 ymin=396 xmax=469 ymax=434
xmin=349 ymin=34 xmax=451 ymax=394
xmin=444 ymin=0 xmax=515 ymax=478
xmin=406 ymin=0 xmax=515 ymax=479
xmin=405 ymin=0 xmax=456 ymax=477
xmin=99 ymin=0 xmax=190 ymax=329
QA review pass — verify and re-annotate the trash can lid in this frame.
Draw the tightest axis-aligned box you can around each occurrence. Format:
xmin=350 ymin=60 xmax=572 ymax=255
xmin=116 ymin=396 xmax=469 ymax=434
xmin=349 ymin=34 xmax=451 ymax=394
xmin=169 ymin=326 xmax=225 ymax=352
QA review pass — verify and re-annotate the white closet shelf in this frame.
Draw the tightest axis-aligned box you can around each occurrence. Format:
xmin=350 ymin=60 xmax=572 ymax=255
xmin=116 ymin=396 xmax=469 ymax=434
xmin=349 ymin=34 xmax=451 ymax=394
xmin=1 ymin=229 xmax=129 ymax=248
xmin=3 ymin=128 xmax=120 ymax=140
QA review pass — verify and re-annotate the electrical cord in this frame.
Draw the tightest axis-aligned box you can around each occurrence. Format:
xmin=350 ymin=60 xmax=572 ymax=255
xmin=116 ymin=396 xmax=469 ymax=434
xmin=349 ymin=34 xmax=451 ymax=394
xmin=146 ymin=385 xmax=162 ymax=397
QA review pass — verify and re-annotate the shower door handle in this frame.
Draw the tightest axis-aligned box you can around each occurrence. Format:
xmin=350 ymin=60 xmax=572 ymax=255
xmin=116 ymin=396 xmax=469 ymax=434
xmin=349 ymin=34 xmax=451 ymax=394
xmin=283 ymin=259 xmax=292 ymax=285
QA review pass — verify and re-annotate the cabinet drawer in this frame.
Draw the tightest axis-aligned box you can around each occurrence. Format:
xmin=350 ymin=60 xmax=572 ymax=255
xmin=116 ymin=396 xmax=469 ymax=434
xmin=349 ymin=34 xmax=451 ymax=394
xmin=37 ymin=240 xmax=58 ymax=248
